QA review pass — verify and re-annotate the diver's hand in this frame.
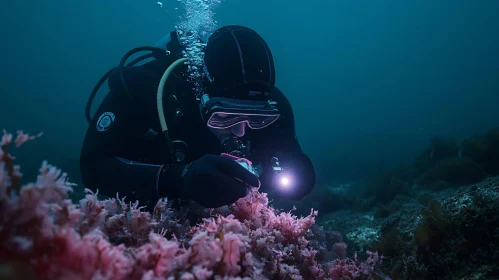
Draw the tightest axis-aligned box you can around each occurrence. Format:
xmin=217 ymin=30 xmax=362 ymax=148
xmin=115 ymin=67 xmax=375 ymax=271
xmin=181 ymin=154 xmax=260 ymax=208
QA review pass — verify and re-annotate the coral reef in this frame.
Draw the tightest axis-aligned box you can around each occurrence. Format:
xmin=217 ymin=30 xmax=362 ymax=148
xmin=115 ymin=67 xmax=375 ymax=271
xmin=0 ymin=130 xmax=385 ymax=280
xmin=270 ymin=127 xmax=499 ymax=279
xmin=321 ymin=176 xmax=499 ymax=279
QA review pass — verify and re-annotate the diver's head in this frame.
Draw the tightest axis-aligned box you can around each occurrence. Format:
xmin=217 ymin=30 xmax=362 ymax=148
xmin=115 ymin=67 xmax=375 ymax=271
xmin=199 ymin=25 xmax=280 ymax=156
xmin=202 ymin=25 xmax=276 ymax=99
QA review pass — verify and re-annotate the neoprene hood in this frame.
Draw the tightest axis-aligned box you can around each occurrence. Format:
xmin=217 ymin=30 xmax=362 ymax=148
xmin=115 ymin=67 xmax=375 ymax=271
xmin=203 ymin=25 xmax=276 ymax=100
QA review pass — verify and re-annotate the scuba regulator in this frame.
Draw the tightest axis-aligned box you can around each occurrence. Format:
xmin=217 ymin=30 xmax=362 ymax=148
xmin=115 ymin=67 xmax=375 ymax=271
xmin=219 ymin=136 xmax=259 ymax=176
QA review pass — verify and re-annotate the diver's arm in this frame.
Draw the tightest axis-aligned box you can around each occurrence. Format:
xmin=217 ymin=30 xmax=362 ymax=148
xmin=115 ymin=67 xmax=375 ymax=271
xmin=257 ymin=89 xmax=316 ymax=200
xmin=80 ymin=88 xmax=158 ymax=204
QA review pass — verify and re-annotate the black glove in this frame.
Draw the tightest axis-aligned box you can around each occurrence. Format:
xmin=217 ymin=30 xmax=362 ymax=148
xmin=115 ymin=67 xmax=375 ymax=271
xmin=161 ymin=154 xmax=260 ymax=208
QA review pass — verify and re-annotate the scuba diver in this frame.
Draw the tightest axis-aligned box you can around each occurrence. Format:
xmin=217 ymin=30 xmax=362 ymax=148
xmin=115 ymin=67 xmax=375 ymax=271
xmin=80 ymin=25 xmax=316 ymax=210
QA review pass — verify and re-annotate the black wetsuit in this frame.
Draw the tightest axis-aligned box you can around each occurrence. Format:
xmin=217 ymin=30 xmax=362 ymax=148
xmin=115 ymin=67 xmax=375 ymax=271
xmin=80 ymin=46 xmax=316 ymax=208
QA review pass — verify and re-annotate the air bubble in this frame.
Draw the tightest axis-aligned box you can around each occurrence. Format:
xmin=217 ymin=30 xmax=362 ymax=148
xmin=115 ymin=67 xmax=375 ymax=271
xmin=174 ymin=0 xmax=224 ymax=95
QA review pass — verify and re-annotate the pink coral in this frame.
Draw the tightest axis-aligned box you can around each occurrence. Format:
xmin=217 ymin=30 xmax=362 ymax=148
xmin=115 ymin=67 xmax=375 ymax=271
xmin=329 ymin=251 xmax=383 ymax=280
xmin=0 ymin=130 xmax=384 ymax=280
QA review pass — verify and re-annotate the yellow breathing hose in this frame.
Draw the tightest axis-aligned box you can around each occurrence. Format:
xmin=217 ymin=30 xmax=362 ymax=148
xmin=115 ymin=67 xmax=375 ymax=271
xmin=157 ymin=57 xmax=188 ymax=135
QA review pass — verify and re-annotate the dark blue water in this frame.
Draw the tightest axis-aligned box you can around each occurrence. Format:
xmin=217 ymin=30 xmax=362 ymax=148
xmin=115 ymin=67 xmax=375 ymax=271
xmin=1 ymin=0 xmax=498 ymax=186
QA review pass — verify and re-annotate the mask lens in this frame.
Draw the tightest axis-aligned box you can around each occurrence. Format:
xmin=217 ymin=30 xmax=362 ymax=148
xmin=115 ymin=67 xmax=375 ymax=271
xmin=246 ymin=114 xmax=280 ymax=129
xmin=208 ymin=112 xmax=279 ymax=129
xmin=207 ymin=113 xmax=246 ymax=128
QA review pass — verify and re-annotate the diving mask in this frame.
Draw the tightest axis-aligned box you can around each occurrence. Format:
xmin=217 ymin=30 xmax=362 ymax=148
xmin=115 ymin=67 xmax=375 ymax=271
xmin=200 ymin=94 xmax=280 ymax=130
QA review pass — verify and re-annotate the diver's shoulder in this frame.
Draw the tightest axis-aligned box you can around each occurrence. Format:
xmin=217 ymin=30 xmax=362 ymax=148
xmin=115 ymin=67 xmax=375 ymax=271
xmin=107 ymin=59 xmax=165 ymax=91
